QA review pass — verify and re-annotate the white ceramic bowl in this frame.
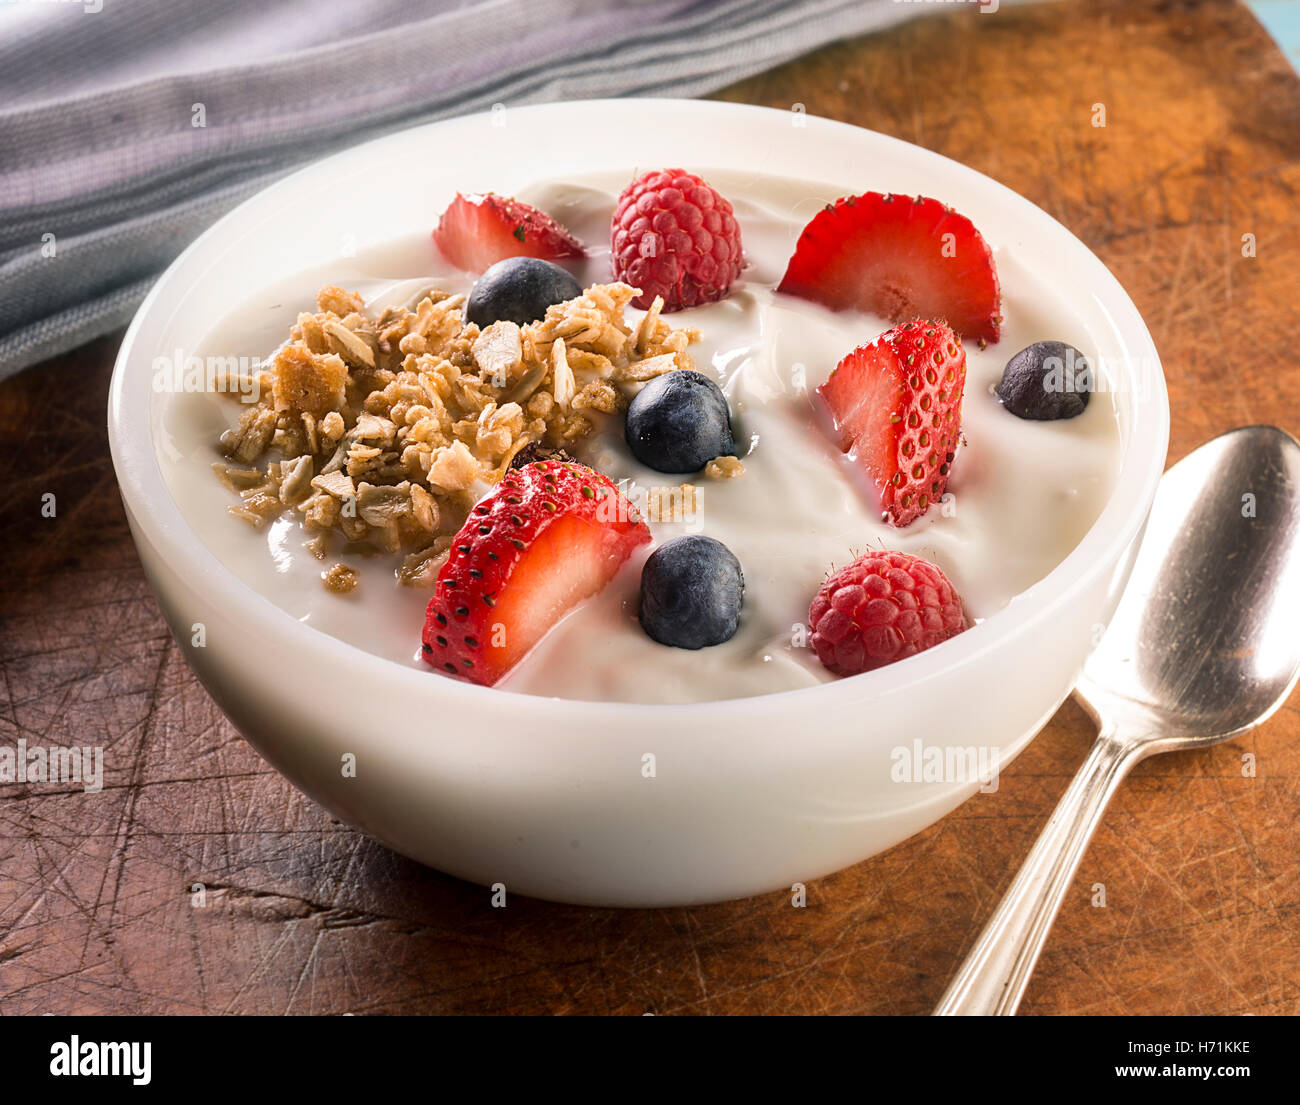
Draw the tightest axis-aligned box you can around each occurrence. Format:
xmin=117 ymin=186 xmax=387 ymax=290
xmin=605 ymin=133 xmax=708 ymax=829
xmin=108 ymin=100 xmax=1168 ymax=906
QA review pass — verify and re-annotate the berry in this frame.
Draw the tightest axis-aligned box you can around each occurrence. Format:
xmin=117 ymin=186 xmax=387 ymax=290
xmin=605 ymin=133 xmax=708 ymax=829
xmin=466 ymin=257 xmax=583 ymax=328
xmin=809 ymin=551 xmax=967 ymax=676
xmin=817 ymin=320 xmax=966 ymax=528
xmin=507 ymin=442 xmax=576 ymax=470
xmin=611 ymin=169 xmax=743 ymax=311
xmin=777 ymin=192 xmax=1002 ymax=343
xmin=433 ymin=192 xmax=585 ymax=273
xmin=422 ymin=461 xmax=650 ymax=686
xmin=638 ymin=535 xmax=744 ymax=650
xmin=624 ymin=370 xmax=735 ymax=474
xmin=997 ymin=341 xmax=1092 ymax=420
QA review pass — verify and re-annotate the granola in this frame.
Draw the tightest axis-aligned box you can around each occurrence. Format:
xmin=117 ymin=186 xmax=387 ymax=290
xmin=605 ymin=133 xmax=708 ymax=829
xmin=322 ymin=563 xmax=360 ymax=594
xmin=704 ymin=455 xmax=745 ymax=480
xmin=645 ymin=483 xmax=699 ymax=524
xmin=215 ymin=282 xmax=698 ymax=587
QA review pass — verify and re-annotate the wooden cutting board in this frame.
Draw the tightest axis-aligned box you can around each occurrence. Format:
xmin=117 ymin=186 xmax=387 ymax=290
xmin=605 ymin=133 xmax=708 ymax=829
xmin=1 ymin=0 xmax=1297 ymax=1014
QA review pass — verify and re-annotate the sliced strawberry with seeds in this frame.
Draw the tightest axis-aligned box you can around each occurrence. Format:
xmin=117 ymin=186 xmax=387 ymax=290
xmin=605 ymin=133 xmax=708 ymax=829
xmin=778 ymin=192 xmax=1001 ymax=344
xmin=422 ymin=461 xmax=649 ymax=686
xmin=817 ymin=319 xmax=966 ymax=528
xmin=433 ymin=192 xmax=585 ymax=273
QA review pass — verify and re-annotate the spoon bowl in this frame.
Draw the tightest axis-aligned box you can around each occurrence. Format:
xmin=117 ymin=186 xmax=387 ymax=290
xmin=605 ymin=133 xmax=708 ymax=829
xmin=936 ymin=425 xmax=1300 ymax=1015
xmin=1078 ymin=424 xmax=1300 ymax=748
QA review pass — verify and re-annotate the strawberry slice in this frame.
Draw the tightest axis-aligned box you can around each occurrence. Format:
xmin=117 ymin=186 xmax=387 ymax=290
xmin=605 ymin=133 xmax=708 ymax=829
xmin=777 ymin=192 xmax=1002 ymax=344
xmin=432 ymin=192 xmax=585 ymax=273
xmin=422 ymin=461 xmax=649 ymax=686
xmin=817 ymin=319 xmax=967 ymax=528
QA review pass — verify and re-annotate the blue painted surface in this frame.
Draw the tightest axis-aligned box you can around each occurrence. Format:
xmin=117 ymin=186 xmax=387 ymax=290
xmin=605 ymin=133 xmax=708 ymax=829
xmin=1248 ymin=1 xmax=1300 ymax=72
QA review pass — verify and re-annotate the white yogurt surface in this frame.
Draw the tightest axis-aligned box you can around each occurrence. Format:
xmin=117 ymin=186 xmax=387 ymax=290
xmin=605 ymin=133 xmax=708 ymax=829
xmin=157 ymin=170 xmax=1122 ymax=703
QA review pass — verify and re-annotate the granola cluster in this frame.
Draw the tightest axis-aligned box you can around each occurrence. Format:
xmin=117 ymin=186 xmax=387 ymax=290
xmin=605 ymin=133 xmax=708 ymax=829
xmin=214 ymin=282 xmax=698 ymax=586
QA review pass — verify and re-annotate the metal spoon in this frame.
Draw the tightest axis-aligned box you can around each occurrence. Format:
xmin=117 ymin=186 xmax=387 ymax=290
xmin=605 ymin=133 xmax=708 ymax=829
xmin=934 ymin=425 xmax=1300 ymax=1016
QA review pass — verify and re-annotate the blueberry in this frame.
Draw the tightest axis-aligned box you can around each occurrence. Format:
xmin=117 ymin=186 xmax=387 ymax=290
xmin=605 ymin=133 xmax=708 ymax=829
xmin=997 ymin=341 xmax=1092 ymax=420
xmin=638 ymin=535 xmax=744 ymax=650
xmin=465 ymin=257 xmax=583 ymax=328
xmin=624 ymin=370 xmax=735 ymax=474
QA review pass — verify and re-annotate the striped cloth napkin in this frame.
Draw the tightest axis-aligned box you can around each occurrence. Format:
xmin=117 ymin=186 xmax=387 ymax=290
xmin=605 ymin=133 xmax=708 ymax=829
xmin=0 ymin=0 xmax=933 ymax=378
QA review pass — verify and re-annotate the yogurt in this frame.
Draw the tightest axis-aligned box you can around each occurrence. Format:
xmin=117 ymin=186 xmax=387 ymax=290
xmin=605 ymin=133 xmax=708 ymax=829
xmin=158 ymin=169 xmax=1122 ymax=703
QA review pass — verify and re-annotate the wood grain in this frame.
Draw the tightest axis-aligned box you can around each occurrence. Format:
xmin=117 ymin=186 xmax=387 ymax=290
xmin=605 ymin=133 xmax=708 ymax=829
xmin=2 ymin=0 xmax=1298 ymax=1015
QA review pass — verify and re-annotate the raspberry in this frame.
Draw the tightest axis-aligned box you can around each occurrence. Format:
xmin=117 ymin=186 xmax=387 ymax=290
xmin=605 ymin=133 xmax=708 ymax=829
xmin=808 ymin=551 xmax=967 ymax=676
xmin=611 ymin=169 xmax=743 ymax=311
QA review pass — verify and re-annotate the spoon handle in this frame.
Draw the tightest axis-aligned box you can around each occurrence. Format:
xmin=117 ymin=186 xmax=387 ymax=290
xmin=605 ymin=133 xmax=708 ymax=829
xmin=933 ymin=726 xmax=1145 ymax=1015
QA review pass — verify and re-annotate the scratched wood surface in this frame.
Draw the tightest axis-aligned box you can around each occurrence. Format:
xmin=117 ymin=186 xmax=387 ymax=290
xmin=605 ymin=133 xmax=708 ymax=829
xmin=2 ymin=0 xmax=1298 ymax=1016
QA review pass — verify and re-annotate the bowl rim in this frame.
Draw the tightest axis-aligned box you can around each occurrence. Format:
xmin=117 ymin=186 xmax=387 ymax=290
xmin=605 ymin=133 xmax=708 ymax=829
xmin=108 ymin=97 xmax=1170 ymax=722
